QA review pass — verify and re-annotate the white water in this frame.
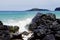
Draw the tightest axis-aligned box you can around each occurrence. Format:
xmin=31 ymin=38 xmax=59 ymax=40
xmin=2 ymin=18 xmax=33 ymax=40
xmin=3 ymin=18 xmax=32 ymax=33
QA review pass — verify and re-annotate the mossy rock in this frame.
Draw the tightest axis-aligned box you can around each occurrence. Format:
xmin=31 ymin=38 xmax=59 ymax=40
xmin=9 ymin=26 xmax=19 ymax=33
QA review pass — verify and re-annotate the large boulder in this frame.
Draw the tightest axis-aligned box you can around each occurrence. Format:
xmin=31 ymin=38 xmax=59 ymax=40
xmin=28 ymin=13 xmax=60 ymax=40
xmin=29 ymin=13 xmax=56 ymax=31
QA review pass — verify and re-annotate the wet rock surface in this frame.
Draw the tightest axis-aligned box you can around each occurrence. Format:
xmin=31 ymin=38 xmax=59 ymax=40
xmin=0 ymin=13 xmax=60 ymax=40
xmin=28 ymin=13 xmax=60 ymax=40
xmin=11 ymin=34 xmax=23 ymax=40
xmin=0 ymin=21 xmax=23 ymax=40
xmin=0 ymin=21 xmax=10 ymax=40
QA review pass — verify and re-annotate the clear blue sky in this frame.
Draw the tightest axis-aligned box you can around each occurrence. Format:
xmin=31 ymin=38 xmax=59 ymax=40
xmin=0 ymin=0 xmax=60 ymax=11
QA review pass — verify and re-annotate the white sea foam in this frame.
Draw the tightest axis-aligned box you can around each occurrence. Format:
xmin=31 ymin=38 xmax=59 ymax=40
xmin=3 ymin=18 xmax=32 ymax=33
xmin=2 ymin=18 xmax=33 ymax=40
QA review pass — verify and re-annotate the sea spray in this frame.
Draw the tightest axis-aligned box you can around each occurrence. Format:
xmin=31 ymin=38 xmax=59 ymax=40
xmin=1 ymin=18 xmax=33 ymax=40
xmin=3 ymin=18 xmax=33 ymax=33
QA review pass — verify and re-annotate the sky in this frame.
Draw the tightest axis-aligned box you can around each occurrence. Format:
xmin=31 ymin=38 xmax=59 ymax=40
xmin=0 ymin=0 xmax=60 ymax=11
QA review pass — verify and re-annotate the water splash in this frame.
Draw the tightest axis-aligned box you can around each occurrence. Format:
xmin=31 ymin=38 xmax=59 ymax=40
xmin=3 ymin=18 xmax=32 ymax=33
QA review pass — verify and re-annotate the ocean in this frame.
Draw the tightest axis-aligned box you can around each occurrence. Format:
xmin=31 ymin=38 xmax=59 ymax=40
xmin=0 ymin=11 xmax=60 ymax=33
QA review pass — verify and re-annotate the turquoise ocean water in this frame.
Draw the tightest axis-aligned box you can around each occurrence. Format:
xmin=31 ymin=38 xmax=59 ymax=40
xmin=0 ymin=11 xmax=60 ymax=33
xmin=0 ymin=11 xmax=60 ymax=21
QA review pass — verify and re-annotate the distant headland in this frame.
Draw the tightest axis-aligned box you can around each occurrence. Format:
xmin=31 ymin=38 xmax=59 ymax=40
xmin=26 ymin=8 xmax=50 ymax=11
xmin=26 ymin=7 xmax=60 ymax=11
xmin=55 ymin=7 xmax=60 ymax=11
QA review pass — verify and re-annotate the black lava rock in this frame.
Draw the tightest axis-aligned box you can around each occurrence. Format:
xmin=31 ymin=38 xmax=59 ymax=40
xmin=28 ymin=13 xmax=60 ymax=40
xmin=42 ymin=34 xmax=55 ymax=40
xmin=0 ymin=21 xmax=23 ymax=40
xmin=11 ymin=34 xmax=23 ymax=40
xmin=0 ymin=21 xmax=10 ymax=40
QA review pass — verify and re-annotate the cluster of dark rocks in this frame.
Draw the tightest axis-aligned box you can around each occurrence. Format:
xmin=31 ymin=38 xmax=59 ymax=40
xmin=0 ymin=21 xmax=10 ymax=40
xmin=1 ymin=13 xmax=60 ymax=40
xmin=28 ymin=13 xmax=60 ymax=40
xmin=0 ymin=21 xmax=23 ymax=40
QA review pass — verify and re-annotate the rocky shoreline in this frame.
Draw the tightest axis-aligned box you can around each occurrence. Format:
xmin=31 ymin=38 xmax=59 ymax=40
xmin=0 ymin=13 xmax=60 ymax=40
xmin=0 ymin=21 xmax=23 ymax=40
